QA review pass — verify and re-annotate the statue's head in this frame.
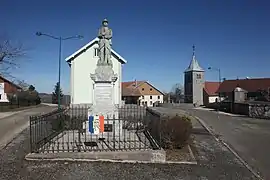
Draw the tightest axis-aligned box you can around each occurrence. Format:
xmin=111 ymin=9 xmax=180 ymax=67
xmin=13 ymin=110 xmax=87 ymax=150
xmin=102 ymin=19 xmax=108 ymax=27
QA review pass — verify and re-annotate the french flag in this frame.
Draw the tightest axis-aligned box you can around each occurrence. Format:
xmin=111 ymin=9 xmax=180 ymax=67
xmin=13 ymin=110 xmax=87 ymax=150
xmin=89 ymin=115 xmax=104 ymax=134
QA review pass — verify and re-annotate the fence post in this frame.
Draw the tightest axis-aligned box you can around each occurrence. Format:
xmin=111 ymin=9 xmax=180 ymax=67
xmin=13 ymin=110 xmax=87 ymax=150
xmin=29 ymin=116 xmax=33 ymax=153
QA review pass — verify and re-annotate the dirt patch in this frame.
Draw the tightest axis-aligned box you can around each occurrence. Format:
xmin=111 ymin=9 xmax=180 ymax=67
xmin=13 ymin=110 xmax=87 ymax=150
xmin=165 ymin=140 xmax=196 ymax=162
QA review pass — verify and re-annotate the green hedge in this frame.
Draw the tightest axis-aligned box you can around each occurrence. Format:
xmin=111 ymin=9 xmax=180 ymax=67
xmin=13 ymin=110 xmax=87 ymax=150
xmin=0 ymin=91 xmax=41 ymax=112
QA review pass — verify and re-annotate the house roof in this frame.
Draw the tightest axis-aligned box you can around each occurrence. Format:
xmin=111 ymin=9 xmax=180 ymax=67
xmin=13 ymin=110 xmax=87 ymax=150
xmin=121 ymin=81 xmax=144 ymax=97
xmin=65 ymin=37 xmax=127 ymax=65
xmin=204 ymin=81 xmax=220 ymax=96
xmin=217 ymin=78 xmax=270 ymax=93
xmin=122 ymin=81 xmax=164 ymax=96
xmin=0 ymin=76 xmax=22 ymax=90
xmin=122 ymin=81 xmax=146 ymax=88
xmin=122 ymin=86 xmax=142 ymax=96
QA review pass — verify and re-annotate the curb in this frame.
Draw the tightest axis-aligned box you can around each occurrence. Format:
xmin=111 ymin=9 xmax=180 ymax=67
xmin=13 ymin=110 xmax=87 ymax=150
xmin=194 ymin=115 xmax=263 ymax=180
xmin=25 ymin=156 xmax=197 ymax=165
xmin=25 ymin=145 xmax=197 ymax=165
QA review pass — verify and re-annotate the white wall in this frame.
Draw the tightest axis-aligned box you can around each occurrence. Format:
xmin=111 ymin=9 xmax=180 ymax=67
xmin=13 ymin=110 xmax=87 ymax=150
xmin=208 ymin=96 xmax=225 ymax=103
xmin=208 ymin=96 xmax=219 ymax=103
xmin=71 ymin=43 xmax=122 ymax=105
xmin=0 ymin=83 xmax=9 ymax=102
xmin=139 ymin=95 xmax=163 ymax=107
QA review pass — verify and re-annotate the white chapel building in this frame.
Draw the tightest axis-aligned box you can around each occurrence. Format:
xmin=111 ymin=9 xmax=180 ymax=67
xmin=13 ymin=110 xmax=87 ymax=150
xmin=65 ymin=37 xmax=127 ymax=105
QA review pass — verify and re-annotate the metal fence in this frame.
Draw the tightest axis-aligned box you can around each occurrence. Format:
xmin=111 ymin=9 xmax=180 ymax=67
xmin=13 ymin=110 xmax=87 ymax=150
xmin=30 ymin=105 xmax=161 ymax=153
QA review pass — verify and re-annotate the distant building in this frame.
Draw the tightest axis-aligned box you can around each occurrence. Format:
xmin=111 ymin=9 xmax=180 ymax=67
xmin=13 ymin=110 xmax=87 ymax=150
xmin=122 ymin=81 xmax=164 ymax=107
xmin=203 ymin=82 xmax=220 ymax=105
xmin=184 ymin=45 xmax=205 ymax=106
xmin=0 ymin=76 xmax=22 ymax=102
xmin=217 ymin=78 xmax=270 ymax=102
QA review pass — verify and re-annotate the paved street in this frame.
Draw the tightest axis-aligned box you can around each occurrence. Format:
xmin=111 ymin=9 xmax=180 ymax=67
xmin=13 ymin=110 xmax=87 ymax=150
xmin=0 ymin=105 xmax=57 ymax=150
xmin=169 ymin=104 xmax=270 ymax=180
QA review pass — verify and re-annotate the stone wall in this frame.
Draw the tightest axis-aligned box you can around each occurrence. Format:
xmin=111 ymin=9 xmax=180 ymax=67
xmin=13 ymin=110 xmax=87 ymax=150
xmin=218 ymin=101 xmax=270 ymax=119
xmin=248 ymin=103 xmax=270 ymax=119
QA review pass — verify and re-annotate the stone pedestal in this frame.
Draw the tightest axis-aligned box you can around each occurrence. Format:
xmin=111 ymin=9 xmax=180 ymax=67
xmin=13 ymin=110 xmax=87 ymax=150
xmin=87 ymin=65 xmax=122 ymax=137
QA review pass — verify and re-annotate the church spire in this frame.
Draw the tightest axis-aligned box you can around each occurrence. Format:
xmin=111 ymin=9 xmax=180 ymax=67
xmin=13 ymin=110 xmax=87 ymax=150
xmin=184 ymin=44 xmax=204 ymax=72
xmin=192 ymin=44 xmax=195 ymax=56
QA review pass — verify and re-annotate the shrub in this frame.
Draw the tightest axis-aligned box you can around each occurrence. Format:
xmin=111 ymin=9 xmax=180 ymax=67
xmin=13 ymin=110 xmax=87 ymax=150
xmin=7 ymin=90 xmax=41 ymax=107
xmin=160 ymin=115 xmax=192 ymax=149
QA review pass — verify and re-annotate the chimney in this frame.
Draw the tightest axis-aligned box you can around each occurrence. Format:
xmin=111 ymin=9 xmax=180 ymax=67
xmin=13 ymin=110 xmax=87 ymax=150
xmin=135 ymin=79 xmax=137 ymax=88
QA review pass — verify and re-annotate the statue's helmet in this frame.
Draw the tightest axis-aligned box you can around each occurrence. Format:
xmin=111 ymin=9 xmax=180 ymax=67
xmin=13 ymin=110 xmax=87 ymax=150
xmin=102 ymin=19 xmax=108 ymax=23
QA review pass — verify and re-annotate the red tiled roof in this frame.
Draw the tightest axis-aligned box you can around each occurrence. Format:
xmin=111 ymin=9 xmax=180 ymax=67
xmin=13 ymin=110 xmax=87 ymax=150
xmin=204 ymin=82 xmax=220 ymax=96
xmin=122 ymin=87 xmax=141 ymax=96
xmin=122 ymin=80 xmax=164 ymax=96
xmin=121 ymin=81 xmax=145 ymax=88
xmin=0 ymin=76 xmax=22 ymax=90
xmin=122 ymin=81 xmax=145 ymax=97
xmin=217 ymin=78 xmax=270 ymax=93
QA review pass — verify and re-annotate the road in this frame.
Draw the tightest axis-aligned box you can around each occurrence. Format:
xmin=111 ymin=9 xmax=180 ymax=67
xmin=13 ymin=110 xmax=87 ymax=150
xmin=168 ymin=104 xmax=270 ymax=180
xmin=0 ymin=105 xmax=57 ymax=150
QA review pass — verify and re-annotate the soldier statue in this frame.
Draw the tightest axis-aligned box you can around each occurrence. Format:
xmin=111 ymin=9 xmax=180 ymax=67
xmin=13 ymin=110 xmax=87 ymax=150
xmin=97 ymin=18 xmax=113 ymax=66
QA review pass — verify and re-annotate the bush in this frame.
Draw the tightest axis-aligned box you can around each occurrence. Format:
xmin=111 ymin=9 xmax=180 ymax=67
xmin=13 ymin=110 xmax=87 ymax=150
xmin=160 ymin=115 xmax=192 ymax=149
xmin=7 ymin=90 xmax=41 ymax=107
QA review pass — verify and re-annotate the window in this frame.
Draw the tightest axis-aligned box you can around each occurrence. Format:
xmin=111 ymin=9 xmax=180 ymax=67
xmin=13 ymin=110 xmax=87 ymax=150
xmin=150 ymin=88 xmax=152 ymax=91
xmin=150 ymin=101 xmax=152 ymax=105
xmin=0 ymin=94 xmax=1 ymax=100
xmin=142 ymin=96 xmax=144 ymax=99
xmin=142 ymin=88 xmax=144 ymax=91
xmin=196 ymin=74 xmax=201 ymax=79
xmin=150 ymin=96 xmax=152 ymax=99
xmin=158 ymin=96 xmax=160 ymax=99
xmin=94 ymin=48 xmax=99 ymax=57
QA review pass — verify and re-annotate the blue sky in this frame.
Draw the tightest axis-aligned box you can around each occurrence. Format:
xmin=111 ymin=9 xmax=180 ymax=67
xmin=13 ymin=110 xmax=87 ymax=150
xmin=1 ymin=0 xmax=270 ymax=94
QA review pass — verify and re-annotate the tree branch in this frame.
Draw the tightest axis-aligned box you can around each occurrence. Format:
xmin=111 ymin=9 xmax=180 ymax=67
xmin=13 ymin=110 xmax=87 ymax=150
xmin=0 ymin=37 xmax=26 ymax=73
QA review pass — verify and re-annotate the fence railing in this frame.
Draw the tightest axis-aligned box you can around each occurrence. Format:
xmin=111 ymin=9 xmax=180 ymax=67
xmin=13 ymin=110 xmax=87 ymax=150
xmin=29 ymin=105 xmax=161 ymax=153
xmin=30 ymin=108 xmax=66 ymax=153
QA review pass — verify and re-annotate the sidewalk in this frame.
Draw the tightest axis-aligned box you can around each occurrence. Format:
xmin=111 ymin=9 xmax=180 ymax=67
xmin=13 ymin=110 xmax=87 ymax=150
xmin=0 ymin=104 xmax=49 ymax=120
xmin=0 ymin=106 xmax=56 ymax=150
xmin=193 ymin=107 xmax=246 ymax=117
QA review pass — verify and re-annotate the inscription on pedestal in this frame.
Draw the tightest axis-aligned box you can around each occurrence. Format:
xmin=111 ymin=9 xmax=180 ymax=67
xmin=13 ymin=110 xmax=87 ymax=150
xmin=95 ymin=84 xmax=113 ymax=106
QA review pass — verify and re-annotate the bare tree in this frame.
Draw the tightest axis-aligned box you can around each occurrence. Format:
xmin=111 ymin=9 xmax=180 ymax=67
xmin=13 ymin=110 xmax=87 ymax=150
xmin=16 ymin=79 xmax=30 ymax=91
xmin=0 ymin=35 xmax=26 ymax=77
xmin=170 ymin=83 xmax=184 ymax=103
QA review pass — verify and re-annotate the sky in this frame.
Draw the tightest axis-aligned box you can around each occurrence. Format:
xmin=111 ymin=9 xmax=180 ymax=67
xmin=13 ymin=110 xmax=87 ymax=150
xmin=1 ymin=0 xmax=270 ymax=94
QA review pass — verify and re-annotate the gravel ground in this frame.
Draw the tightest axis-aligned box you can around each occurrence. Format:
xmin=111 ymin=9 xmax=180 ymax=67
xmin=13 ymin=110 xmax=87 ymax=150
xmin=0 ymin=124 xmax=257 ymax=180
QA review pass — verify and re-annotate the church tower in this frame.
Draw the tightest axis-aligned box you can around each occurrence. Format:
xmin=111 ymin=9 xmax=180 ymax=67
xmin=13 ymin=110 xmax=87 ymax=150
xmin=184 ymin=45 xmax=205 ymax=105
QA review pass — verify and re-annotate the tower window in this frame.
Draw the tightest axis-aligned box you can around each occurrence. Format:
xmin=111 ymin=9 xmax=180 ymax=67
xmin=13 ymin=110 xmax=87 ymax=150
xmin=196 ymin=74 xmax=201 ymax=79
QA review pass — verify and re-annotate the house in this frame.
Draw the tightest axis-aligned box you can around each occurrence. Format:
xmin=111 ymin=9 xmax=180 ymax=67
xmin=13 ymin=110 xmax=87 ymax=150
xmin=0 ymin=76 xmax=22 ymax=102
xmin=217 ymin=78 xmax=270 ymax=102
xmin=65 ymin=37 xmax=127 ymax=105
xmin=122 ymin=81 xmax=164 ymax=107
xmin=203 ymin=82 xmax=220 ymax=104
